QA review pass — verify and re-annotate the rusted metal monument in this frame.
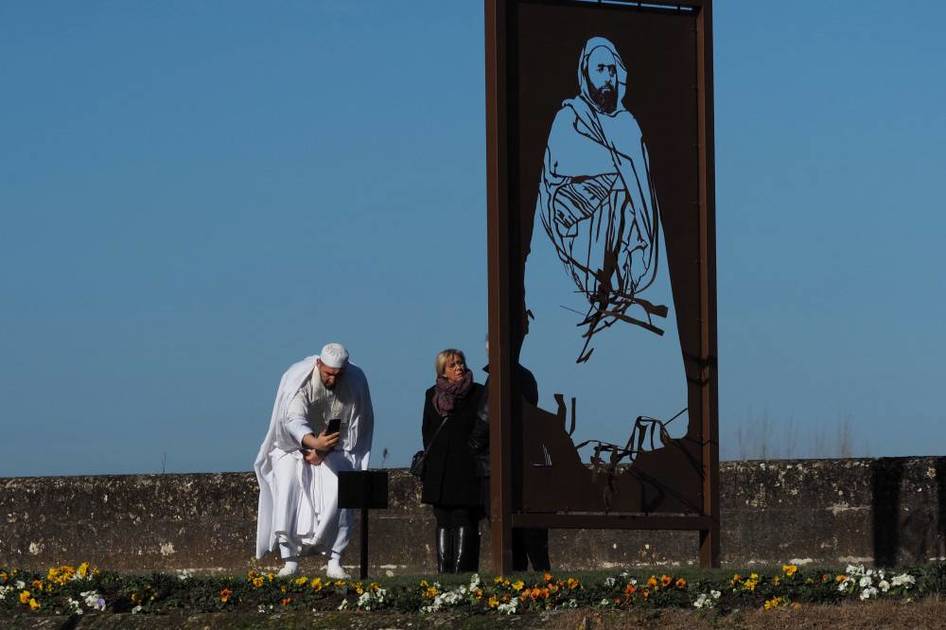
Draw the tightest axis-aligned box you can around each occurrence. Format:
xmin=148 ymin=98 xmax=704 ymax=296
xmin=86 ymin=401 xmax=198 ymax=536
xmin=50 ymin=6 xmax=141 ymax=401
xmin=485 ymin=0 xmax=719 ymax=572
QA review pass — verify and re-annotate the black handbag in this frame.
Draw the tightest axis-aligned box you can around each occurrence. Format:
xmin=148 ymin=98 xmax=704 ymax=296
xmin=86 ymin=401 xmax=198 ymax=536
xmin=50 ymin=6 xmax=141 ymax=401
xmin=410 ymin=417 xmax=448 ymax=479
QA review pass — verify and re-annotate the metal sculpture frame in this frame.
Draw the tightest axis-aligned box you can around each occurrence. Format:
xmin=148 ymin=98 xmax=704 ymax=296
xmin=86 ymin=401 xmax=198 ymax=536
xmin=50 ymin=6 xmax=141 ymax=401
xmin=486 ymin=0 xmax=719 ymax=573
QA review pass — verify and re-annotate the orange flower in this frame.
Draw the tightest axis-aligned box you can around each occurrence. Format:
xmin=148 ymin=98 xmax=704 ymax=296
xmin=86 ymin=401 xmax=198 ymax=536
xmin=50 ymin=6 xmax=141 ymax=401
xmin=821 ymin=574 xmax=831 ymax=583
xmin=280 ymin=597 xmax=292 ymax=606
xmin=32 ymin=580 xmax=43 ymax=591
xmin=219 ymin=587 xmax=233 ymax=603
xmin=543 ymin=572 xmax=554 ymax=582
xmin=624 ymin=583 xmax=637 ymax=595
xmin=646 ymin=576 xmax=658 ymax=588
xmin=29 ymin=598 xmax=40 ymax=611
xmin=660 ymin=575 xmax=672 ymax=588
xmin=675 ymin=577 xmax=687 ymax=589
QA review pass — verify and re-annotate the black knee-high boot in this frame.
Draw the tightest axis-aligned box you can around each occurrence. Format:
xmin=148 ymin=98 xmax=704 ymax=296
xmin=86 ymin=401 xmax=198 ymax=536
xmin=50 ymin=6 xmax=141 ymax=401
xmin=436 ymin=527 xmax=456 ymax=573
xmin=455 ymin=525 xmax=480 ymax=573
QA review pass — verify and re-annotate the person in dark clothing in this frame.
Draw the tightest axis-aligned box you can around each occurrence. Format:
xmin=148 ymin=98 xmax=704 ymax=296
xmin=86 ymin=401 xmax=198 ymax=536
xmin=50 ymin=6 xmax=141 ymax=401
xmin=421 ymin=348 xmax=486 ymax=573
xmin=470 ymin=363 xmax=552 ymax=572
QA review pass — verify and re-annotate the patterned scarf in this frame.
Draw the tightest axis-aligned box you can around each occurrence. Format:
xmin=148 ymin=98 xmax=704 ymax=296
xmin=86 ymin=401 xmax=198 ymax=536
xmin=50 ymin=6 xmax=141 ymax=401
xmin=432 ymin=369 xmax=473 ymax=416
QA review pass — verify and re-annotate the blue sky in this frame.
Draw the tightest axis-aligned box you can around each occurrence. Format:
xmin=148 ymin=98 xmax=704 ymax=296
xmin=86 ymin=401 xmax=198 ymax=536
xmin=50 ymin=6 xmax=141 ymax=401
xmin=1 ymin=1 xmax=944 ymax=476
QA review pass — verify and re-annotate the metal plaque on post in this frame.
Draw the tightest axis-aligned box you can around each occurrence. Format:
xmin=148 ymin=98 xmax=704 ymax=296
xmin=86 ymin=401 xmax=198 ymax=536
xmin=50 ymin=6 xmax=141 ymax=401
xmin=486 ymin=0 xmax=719 ymax=573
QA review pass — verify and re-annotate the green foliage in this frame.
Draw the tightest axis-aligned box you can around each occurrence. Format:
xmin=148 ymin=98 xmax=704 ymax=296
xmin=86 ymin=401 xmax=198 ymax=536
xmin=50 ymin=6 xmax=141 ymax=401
xmin=0 ymin=562 xmax=942 ymax=617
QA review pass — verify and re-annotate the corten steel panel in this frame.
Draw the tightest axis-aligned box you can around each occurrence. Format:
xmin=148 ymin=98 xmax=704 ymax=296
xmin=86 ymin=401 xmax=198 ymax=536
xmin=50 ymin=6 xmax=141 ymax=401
xmin=487 ymin=0 xmax=718 ymax=571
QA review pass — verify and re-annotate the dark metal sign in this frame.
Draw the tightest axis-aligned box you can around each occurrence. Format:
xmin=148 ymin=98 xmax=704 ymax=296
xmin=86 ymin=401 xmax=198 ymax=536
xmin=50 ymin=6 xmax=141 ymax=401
xmin=486 ymin=0 xmax=719 ymax=572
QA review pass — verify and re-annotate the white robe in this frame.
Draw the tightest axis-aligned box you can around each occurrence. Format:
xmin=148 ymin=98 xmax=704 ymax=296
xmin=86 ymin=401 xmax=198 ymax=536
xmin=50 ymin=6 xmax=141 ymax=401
xmin=254 ymin=356 xmax=373 ymax=559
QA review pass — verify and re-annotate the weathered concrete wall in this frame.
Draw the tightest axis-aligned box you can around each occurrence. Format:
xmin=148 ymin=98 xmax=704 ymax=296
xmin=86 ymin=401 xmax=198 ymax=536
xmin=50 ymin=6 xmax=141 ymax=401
xmin=2 ymin=457 xmax=944 ymax=574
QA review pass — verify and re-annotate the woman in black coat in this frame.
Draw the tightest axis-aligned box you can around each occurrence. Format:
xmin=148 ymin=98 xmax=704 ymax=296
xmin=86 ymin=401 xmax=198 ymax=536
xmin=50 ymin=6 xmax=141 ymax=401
xmin=421 ymin=348 xmax=485 ymax=573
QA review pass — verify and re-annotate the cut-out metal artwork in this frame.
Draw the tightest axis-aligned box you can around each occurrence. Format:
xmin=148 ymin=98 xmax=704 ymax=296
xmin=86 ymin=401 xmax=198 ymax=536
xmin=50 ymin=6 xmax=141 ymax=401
xmin=485 ymin=0 xmax=720 ymax=572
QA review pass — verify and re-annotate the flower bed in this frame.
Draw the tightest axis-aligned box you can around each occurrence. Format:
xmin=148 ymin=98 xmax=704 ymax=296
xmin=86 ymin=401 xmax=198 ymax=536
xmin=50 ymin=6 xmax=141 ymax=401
xmin=1 ymin=562 xmax=944 ymax=617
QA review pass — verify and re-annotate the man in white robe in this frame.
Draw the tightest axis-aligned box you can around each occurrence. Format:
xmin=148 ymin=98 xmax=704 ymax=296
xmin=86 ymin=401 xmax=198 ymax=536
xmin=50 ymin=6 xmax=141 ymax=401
xmin=254 ymin=342 xmax=374 ymax=578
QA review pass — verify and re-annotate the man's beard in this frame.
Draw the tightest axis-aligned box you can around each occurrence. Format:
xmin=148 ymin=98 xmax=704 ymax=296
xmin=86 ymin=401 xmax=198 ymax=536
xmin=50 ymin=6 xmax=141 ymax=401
xmin=589 ymin=83 xmax=617 ymax=114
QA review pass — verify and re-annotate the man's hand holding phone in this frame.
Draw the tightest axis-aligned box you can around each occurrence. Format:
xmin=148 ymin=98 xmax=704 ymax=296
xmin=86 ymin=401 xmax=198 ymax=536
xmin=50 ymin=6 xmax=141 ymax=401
xmin=313 ymin=418 xmax=341 ymax=452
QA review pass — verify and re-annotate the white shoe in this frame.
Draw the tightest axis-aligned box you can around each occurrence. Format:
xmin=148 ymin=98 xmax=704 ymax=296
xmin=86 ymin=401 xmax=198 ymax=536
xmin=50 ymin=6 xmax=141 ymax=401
xmin=277 ymin=563 xmax=298 ymax=578
xmin=325 ymin=559 xmax=350 ymax=579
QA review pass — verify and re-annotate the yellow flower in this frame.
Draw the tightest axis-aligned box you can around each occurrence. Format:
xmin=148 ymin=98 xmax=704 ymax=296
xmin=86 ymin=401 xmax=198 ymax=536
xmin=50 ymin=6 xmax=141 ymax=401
xmin=566 ymin=577 xmax=580 ymax=590
xmin=293 ymin=576 xmax=308 ymax=587
xmin=511 ymin=580 xmax=524 ymax=592
xmin=0 ymin=571 xmax=7 ymax=584
xmin=369 ymin=582 xmax=381 ymax=592
xmin=334 ymin=579 xmax=347 ymax=588
xmin=310 ymin=577 xmax=323 ymax=592
xmin=487 ymin=595 xmax=499 ymax=608
xmin=772 ymin=576 xmax=781 ymax=586
xmin=252 ymin=576 xmax=265 ymax=588
xmin=29 ymin=598 xmax=40 ymax=611
xmin=420 ymin=579 xmax=429 ymax=587
xmin=19 ymin=590 xmax=31 ymax=604
xmin=492 ymin=577 xmax=503 ymax=585
xmin=646 ymin=576 xmax=658 ymax=589
xmin=782 ymin=564 xmax=798 ymax=577
xmin=764 ymin=595 xmax=788 ymax=610
xmin=424 ymin=586 xmax=439 ymax=599
xmin=836 ymin=575 xmax=847 ymax=582
xmin=77 ymin=562 xmax=91 ymax=579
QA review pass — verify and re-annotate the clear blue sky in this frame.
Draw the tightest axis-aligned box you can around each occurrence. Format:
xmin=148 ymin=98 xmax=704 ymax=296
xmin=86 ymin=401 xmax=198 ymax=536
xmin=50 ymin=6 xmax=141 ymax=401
xmin=1 ymin=1 xmax=944 ymax=476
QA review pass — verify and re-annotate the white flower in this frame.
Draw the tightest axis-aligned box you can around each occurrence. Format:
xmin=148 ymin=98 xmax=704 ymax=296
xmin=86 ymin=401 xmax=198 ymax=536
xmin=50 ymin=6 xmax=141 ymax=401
xmin=598 ymin=598 xmax=611 ymax=607
xmin=15 ymin=580 xmax=25 ymax=590
xmin=859 ymin=586 xmax=878 ymax=600
xmin=337 ymin=599 xmax=348 ymax=610
xmin=176 ymin=569 xmax=194 ymax=581
xmin=131 ymin=605 xmax=143 ymax=614
xmin=257 ymin=605 xmax=267 ymax=614
xmin=469 ymin=573 xmax=481 ymax=589
xmin=859 ymin=576 xmax=872 ymax=588
xmin=845 ymin=564 xmax=865 ymax=577
xmin=838 ymin=580 xmax=851 ymax=593
xmin=878 ymin=580 xmax=890 ymax=592
xmin=81 ymin=590 xmax=106 ymax=611
xmin=497 ymin=598 xmax=519 ymax=615
xmin=563 ymin=598 xmax=578 ymax=609
xmin=711 ymin=590 xmax=721 ymax=599
xmin=891 ymin=573 xmax=915 ymax=588
xmin=604 ymin=577 xmax=616 ymax=588
xmin=0 ymin=585 xmax=11 ymax=600
xmin=66 ymin=598 xmax=84 ymax=615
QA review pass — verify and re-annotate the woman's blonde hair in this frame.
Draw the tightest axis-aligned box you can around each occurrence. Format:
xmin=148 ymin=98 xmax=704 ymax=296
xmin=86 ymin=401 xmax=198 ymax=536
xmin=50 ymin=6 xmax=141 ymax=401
xmin=435 ymin=348 xmax=466 ymax=377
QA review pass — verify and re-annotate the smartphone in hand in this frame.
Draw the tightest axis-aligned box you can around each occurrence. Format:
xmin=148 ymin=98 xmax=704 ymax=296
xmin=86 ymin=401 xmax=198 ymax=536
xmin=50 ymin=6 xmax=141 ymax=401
xmin=326 ymin=418 xmax=341 ymax=435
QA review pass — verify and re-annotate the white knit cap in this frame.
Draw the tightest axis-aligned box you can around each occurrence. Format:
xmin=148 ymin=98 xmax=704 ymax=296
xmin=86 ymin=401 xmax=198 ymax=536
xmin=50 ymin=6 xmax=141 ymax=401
xmin=319 ymin=342 xmax=349 ymax=369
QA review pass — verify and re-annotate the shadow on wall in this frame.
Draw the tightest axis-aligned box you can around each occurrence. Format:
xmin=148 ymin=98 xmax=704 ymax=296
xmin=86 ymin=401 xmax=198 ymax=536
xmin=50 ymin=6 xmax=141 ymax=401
xmin=872 ymin=457 xmax=946 ymax=566
xmin=871 ymin=458 xmax=904 ymax=567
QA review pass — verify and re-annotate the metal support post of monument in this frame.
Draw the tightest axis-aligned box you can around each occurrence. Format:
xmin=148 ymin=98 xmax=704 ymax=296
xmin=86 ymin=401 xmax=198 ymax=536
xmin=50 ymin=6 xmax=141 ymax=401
xmin=485 ymin=0 xmax=513 ymax=576
xmin=697 ymin=0 xmax=720 ymax=569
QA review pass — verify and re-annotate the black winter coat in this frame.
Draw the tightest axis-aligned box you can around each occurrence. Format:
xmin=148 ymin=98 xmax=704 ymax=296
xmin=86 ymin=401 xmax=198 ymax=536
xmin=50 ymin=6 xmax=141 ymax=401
xmin=420 ymin=382 xmax=485 ymax=507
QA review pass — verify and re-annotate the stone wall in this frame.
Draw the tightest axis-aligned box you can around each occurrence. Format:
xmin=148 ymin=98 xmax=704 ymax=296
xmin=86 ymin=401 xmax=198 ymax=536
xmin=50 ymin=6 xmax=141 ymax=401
xmin=2 ymin=457 xmax=944 ymax=575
